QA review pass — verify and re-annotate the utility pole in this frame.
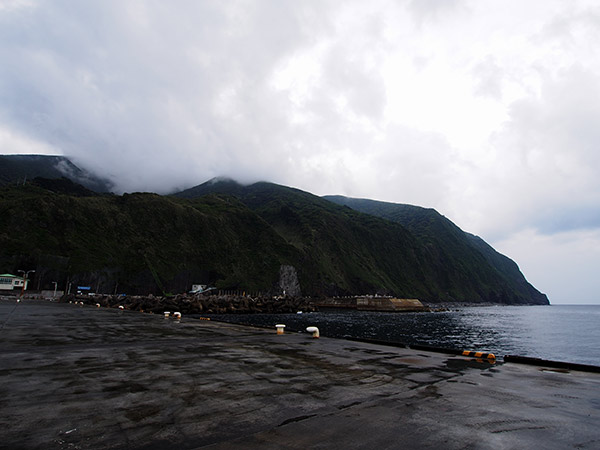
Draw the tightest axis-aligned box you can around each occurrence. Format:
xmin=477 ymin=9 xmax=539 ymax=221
xmin=52 ymin=281 xmax=58 ymax=299
xmin=17 ymin=269 xmax=35 ymax=299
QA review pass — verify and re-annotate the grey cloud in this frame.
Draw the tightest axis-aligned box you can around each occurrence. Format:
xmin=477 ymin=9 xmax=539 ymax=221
xmin=539 ymin=6 xmax=600 ymax=44
xmin=482 ymin=65 xmax=600 ymax=237
xmin=471 ymin=56 xmax=504 ymax=100
xmin=0 ymin=1 xmax=329 ymax=193
xmin=407 ymin=0 xmax=466 ymax=25
xmin=507 ymin=66 xmax=600 ymax=170
xmin=330 ymin=123 xmax=461 ymax=208
xmin=321 ymin=46 xmax=387 ymax=120
xmin=0 ymin=0 xmax=461 ymax=197
xmin=536 ymin=206 xmax=600 ymax=235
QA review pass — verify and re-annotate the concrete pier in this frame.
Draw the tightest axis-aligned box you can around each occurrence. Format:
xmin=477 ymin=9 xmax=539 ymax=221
xmin=1 ymin=299 xmax=599 ymax=449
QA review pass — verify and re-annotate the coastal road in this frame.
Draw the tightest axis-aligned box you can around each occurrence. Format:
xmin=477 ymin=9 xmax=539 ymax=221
xmin=0 ymin=299 xmax=598 ymax=449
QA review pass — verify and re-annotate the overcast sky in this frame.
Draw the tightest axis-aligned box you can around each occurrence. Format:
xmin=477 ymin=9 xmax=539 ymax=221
xmin=1 ymin=0 xmax=599 ymax=304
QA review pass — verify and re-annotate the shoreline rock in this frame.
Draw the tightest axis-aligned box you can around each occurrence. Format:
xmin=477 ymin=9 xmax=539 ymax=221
xmin=60 ymin=293 xmax=318 ymax=315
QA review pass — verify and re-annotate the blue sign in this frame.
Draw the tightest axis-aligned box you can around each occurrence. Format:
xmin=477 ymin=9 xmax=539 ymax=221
xmin=77 ymin=286 xmax=91 ymax=290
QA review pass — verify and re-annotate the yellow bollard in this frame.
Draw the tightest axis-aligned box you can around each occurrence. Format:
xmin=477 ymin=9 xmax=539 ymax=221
xmin=462 ymin=350 xmax=496 ymax=362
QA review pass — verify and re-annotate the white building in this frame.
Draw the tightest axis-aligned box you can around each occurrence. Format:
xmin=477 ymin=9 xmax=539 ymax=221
xmin=0 ymin=274 xmax=28 ymax=291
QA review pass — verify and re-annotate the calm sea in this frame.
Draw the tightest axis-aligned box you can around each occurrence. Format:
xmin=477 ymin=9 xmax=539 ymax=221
xmin=208 ymin=305 xmax=600 ymax=366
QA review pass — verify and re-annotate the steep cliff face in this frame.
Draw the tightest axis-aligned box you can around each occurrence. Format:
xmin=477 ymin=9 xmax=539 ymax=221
xmin=278 ymin=265 xmax=301 ymax=297
xmin=323 ymin=196 xmax=549 ymax=305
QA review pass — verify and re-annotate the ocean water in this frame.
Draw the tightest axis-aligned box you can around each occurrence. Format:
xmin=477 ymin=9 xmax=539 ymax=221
xmin=208 ymin=305 xmax=600 ymax=366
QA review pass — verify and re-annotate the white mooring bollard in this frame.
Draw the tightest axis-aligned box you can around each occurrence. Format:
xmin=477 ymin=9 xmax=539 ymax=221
xmin=306 ymin=326 xmax=320 ymax=338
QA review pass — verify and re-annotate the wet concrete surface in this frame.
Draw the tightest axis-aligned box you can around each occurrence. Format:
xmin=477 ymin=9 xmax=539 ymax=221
xmin=0 ymin=299 xmax=599 ymax=449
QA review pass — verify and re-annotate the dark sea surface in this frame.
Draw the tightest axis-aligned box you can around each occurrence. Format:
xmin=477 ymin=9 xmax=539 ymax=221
xmin=208 ymin=305 xmax=600 ymax=366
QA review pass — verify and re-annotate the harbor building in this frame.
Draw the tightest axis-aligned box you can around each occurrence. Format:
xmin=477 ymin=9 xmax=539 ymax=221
xmin=0 ymin=274 xmax=27 ymax=291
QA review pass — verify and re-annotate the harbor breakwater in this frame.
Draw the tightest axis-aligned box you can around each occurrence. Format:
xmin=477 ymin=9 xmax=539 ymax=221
xmin=60 ymin=293 xmax=430 ymax=315
xmin=60 ymin=293 xmax=318 ymax=314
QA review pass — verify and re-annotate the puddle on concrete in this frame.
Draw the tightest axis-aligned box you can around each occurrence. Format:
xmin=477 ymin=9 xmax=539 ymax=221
xmin=540 ymin=368 xmax=570 ymax=374
xmin=395 ymin=357 xmax=427 ymax=365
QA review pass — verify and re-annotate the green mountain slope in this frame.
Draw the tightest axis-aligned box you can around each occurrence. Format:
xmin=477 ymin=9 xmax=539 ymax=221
xmin=0 ymin=183 xmax=299 ymax=295
xmin=0 ymin=156 xmax=549 ymax=303
xmin=177 ymin=180 xmax=435 ymax=298
xmin=0 ymin=154 xmax=113 ymax=193
xmin=177 ymin=180 xmax=548 ymax=304
xmin=323 ymin=195 xmax=548 ymax=305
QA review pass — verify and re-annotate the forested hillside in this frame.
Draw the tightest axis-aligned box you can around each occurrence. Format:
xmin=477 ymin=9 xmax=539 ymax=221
xmin=0 ymin=159 xmax=548 ymax=304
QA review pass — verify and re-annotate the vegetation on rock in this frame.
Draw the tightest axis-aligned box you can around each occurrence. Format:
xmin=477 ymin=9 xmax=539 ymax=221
xmin=0 ymin=157 xmax=549 ymax=304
